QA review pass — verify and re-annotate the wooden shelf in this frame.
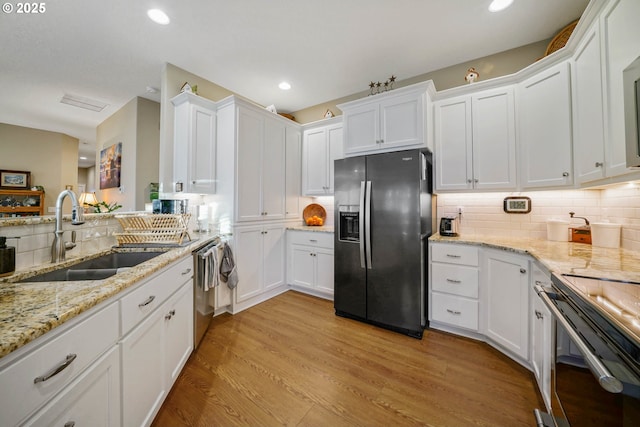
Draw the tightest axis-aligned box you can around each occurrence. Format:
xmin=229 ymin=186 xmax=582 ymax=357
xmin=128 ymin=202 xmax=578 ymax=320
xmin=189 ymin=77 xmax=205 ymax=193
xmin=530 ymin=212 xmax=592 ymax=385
xmin=0 ymin=189 xmax=45 ymax=217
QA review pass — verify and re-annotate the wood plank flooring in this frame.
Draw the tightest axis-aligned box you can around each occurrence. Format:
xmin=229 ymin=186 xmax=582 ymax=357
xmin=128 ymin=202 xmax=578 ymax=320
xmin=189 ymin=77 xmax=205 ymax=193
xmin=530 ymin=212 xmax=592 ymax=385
xmin=152 ymin=291 xmax=543 ymax=427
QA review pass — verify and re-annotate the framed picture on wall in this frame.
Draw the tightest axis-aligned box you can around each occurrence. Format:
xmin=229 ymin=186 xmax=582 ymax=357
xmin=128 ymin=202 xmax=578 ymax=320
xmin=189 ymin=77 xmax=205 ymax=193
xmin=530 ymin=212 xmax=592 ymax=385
xmin=0 ymin=170 xmax=30 ymax=189
xmin=99 ymin=142 xmax=122 ymax=189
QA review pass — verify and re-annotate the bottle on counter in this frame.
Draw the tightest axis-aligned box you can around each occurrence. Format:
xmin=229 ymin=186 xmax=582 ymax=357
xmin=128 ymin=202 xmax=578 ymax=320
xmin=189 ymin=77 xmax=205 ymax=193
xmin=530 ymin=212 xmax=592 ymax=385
xmin=0 ymin=236 xmax=16 ymax=277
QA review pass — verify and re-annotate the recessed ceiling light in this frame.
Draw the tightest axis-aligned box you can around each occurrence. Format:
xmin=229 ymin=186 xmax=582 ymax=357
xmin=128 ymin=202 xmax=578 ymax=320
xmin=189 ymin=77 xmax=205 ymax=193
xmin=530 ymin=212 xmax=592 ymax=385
xmin=279 ymin=81 xmax=291 ymax=90
xmin=80 ymin=156 xmax=88 ymax=160
xmin=147 ymin=9 xmax=170 ymax=25
xmin=488 ymin=0 xmax=513 ymax=12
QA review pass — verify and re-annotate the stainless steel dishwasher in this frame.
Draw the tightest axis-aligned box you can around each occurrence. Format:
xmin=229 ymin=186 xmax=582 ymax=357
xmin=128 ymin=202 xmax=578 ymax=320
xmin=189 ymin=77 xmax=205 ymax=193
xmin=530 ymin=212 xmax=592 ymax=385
xmin=193 ymin=237 xmax=221 ymax=348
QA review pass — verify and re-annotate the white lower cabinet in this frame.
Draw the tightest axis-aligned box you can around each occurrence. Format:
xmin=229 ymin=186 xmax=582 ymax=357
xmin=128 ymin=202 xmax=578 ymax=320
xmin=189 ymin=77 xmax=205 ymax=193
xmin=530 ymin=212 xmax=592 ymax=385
xmin=121 ymin=273 xmax=194 ymax=427
xmin=429 ymin=243 xmax=479 ymax=332
xmin=481 ymin=248 xmax=530 ymax=361
xmin=24 ymin=346 xmax=121 ymax=427
xmin=234 ymin=224 xmax=286 ymax=309
xmin=287 ymin=230 xmax=334 ymax=298
xmin=530 ymin=263 xmax=553 ymax=412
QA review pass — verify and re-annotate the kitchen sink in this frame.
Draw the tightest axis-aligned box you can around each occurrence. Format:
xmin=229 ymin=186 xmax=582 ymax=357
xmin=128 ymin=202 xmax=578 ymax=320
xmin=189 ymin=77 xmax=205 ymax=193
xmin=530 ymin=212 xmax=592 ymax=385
xmin=19 ymin=251 xmax=163 ymax=282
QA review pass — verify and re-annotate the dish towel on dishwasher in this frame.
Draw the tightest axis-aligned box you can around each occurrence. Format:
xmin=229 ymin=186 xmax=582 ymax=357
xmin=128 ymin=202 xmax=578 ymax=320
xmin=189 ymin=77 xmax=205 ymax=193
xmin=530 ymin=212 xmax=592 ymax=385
xmin=220 ymin=242 xmax=238 ymax=289
xmin=202 ymin=245 xmax=220 ymax=291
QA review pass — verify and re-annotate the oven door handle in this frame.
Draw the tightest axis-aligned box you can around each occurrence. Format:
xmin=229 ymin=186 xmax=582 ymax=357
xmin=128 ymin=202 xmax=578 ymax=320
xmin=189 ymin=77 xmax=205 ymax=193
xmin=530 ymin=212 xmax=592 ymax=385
xmin=534 ymin=285 xmax=624 ymax=394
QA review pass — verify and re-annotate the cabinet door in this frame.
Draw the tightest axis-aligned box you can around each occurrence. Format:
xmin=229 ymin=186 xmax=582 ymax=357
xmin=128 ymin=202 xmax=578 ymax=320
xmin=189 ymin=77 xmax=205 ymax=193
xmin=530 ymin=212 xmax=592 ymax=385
xmin=572 ymin=24 xmax=606 ymax=183
xmin=434 ymin=96 xmax=473 ymax=191
xmin=481 ymin=249 xmax=530 ymax=360
xmin=121 ymin=309 xmax=166 ymax=427
xmin=379 ymin=91 xmax=424 ymax=149
xmin=188 ymin=103 xmax=217 ymax=194
xmin=343 ymin=102 xmax=379 ymax=154
xmin=263 ymin=224 xmax=285 ymax=291
xmin=234 ymin=226 xmax=264 ymax=303
xmin=236 ymin=107 xmax=264 ymax=222
xmin=327 ymin=124 xmax=343 ymax=193
xmin=164 ymin=283 xmax=194 ymax=387
xmin=518 ymin=62 xmax=574 ymax=189
xmin=530 ymin=264 xmax=553 ymax=411
xmin=262 ymin=118 xmax=286 ymax=220
xmin=302 ymin=127 xmax=330 ymax=195
xmin=23 ymin=346 xmax=120 ymax=427
xmin=291 ymin=245 xmax=315 ymax=288
xmin=285 ymin=126 xmax=301 ymax=219
xmin=472 ymin=87 xmax=517 ymax=190
xmin=315 ymin=247 xmax=334 ymax=295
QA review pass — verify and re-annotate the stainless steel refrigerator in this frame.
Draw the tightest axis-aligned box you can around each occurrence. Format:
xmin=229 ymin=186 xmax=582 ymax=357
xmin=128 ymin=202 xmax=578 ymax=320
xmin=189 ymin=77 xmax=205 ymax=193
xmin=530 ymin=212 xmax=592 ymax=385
xmin=334 ymin=149 xmax=433 ymax=338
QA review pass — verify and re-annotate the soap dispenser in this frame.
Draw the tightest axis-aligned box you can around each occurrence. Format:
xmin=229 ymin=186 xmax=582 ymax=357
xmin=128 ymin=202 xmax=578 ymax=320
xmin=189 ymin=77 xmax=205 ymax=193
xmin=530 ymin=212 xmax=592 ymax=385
xmin=0 ymin=236 xmax=16 ymax=277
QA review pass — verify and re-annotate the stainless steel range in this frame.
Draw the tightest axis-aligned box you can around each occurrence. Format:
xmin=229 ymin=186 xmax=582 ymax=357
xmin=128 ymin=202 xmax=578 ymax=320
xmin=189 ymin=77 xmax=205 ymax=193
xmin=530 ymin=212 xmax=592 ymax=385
xmin=534 ymin=273 xmax=640 ymax=427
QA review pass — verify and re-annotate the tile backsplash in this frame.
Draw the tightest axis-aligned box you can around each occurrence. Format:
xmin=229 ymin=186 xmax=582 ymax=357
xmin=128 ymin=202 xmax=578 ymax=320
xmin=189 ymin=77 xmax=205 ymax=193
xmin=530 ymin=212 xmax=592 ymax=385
xmin=436 ymin=183 xmax=640 ymax=251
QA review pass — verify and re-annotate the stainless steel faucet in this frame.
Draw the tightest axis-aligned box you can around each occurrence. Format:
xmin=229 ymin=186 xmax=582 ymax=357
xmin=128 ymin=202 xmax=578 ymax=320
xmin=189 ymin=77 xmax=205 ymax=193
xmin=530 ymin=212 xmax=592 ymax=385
xmin=51 ymin=189 xmax=85 ymax=263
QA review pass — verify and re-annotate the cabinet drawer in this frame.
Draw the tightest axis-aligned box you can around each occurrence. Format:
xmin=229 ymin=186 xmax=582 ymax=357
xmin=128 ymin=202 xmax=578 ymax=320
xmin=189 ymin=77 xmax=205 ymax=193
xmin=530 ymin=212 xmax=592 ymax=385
xmin=431 ymin=263 xmax=479 ymax=298
xmin=431 ymin=293 xmax=478 ymax=331
xmin=431 ymin=243 xmax=478 ymax=266
xmin=0 ymin=303 xmax=119 ymax=427
xmin=121 ymin=256 xmax=192 ymax=335
xmin=288 ymin=230 xmax=333 ymax=248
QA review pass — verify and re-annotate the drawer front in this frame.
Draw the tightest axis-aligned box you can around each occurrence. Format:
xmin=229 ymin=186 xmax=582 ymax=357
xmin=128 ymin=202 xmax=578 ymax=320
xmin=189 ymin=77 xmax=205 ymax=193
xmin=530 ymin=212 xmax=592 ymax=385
xmin=0 ymin=303 xmax=119 ymax=427
xmin=288 ymin=230 xmax=333 ymax=248
xmin=432 ymin=263 xmax=479 ymax=298
xmin=431 ymin=243 xmax=478 ymax=266
xmin=121 ymin=256 xmax=192 ymax=335
xmin=431 ymin=293 xmax=478 ymax=331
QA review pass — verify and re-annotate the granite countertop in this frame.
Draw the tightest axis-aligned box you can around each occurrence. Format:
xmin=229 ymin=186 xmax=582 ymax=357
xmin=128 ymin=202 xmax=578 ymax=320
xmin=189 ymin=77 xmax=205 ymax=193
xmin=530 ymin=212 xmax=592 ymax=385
xmin=287 ymin=225 xmax=334 ymax=233
xmin=429 ymin=233 xmax=640 ymax=282
xmin=0 ymin=234 xmax=219 ymax=359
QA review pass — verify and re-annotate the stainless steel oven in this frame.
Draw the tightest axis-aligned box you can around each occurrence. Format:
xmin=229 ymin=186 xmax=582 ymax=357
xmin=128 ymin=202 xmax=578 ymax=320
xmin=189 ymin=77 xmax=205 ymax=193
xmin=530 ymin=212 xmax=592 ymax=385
xmin=534 ymin=274 xmax=640 ymax=427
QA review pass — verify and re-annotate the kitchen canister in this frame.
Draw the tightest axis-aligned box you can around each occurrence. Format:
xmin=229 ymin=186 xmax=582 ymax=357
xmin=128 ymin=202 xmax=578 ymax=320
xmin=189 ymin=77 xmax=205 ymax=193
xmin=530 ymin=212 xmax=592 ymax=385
xmin=590 ymin=222 xmax=621 ymax=248
xmin=546 ymin=219 xmax=570 ymax=241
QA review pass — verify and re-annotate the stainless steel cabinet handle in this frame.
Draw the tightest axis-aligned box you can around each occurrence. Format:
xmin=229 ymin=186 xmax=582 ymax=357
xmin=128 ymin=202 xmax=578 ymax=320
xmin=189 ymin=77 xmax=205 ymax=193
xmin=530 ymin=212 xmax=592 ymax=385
xmin=446 ymin=254 xmax=461 ymax=258
xmin=138 ymin=295 xmax=156 ymax=307
xmin=309 ymin=239 xmax=317 ymax=243
xmin=595 ymin=162 xmax=604 ymax=167
xmin=181 ymin=268 xmax=192 ymax=275
xmin=466 ymin=179 xmax=473 ymax=184
xmin=520 ymin=268 xmax=526 ymax=274
xmin=34 ymin=354 xmax=77 ymax=384
xmin=64 ymin=422 xmax=76 ymax=427
xmin=534 ymin=310 xmax=543 ymax=319
xmin=446 ymin=278 xmax=462 ymax=284
xmin=474 ymin=179 xmax=479 ymax=183
xmin=535 ymin=285 xmax=623 ymax=393
xmin=165 ymin=309 xmax=176 ymax=320
xmin=562 ymin=172 xmax=570 ymax=177
xmin=446 ymin=309 xmax=461 ymax=315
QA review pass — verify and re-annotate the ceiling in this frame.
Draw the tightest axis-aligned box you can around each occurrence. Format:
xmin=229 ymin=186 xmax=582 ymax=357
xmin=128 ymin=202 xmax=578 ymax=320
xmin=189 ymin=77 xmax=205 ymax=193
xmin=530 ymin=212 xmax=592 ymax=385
xmin=0 ymin=0 xmax=590 ymax=168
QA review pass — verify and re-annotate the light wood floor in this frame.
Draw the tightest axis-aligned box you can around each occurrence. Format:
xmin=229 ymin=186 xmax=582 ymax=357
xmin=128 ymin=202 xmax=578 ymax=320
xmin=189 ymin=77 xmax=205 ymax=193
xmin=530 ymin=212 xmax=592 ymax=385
xmin=152 ymin=291 xmax=543 ymax=427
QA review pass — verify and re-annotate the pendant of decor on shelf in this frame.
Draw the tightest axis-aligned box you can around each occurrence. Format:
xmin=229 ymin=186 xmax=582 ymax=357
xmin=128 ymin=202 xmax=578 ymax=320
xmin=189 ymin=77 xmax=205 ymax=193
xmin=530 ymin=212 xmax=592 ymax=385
xmin=464 ymin=68 xmax=480 ymax=84
xmin=368 ymin=75 xmax=396 ymax=96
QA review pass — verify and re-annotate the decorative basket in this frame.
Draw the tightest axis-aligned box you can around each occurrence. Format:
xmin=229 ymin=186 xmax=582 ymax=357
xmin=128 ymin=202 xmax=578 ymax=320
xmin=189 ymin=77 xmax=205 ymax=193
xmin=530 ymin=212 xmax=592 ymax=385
xmin=114 ymin=213 xmax=191 ymax=245
xmin=303 ymin=203 xmax=327 ymax=226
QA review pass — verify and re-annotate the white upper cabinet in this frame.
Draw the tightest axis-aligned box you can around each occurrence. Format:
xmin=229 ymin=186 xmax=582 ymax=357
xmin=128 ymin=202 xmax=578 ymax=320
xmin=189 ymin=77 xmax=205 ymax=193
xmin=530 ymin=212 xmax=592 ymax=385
xmin=338 ymin=82 xmax=430 ymax=156
xmin=518 ymin=61 xmax=574 ymax=189
xmin=235 ymin=105 xmax=286 ymax=222
xmin=171 ymin=92 xmax=217 ymax=194
xmin=302 ymin=118 xmax=343 ymax=195
xmin=601 ymin=0 xmax=640 ymax=175
xmin=572 ymin=23 xmax=607 ymax=183
xmin=434 ymin=86 xmax=516 ymax=191
xmin=285 ymin=125 xmax=302 ymax=219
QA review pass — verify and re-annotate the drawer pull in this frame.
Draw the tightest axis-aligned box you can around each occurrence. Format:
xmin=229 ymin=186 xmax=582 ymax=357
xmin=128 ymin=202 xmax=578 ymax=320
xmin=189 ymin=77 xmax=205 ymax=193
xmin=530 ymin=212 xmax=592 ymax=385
xmin=446 ymin=278 xmax=461 ymax=284
xmin=446 ymin=254 xmax=461 ymax=258
xmin=309 ymin=239 xmax=317 ymax=243
xmin=138 ymin=295 xmax=156 ymax=307
xmin=535 ymin=310 xmax=543 ymax=320
xmin=64 ymin=422 xmax=76 ymax=427
xmin=181 ymin=268 xmax=192 ymax=275
xmin=446 ymin=309 xmax=462 ymax=315
xmin=34 ymin=353 xmax=77 ymax=384
xmin=165 ymin=309 xmax=176 ymax=320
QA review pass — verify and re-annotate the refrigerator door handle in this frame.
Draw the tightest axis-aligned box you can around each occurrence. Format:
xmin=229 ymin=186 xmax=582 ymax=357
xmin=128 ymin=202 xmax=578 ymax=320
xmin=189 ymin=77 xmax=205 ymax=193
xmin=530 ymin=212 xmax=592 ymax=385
xmin=365 ymin=180 xmax=372 ymax=269
xmin=359 ymin=181 xmax=366 ymax=269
